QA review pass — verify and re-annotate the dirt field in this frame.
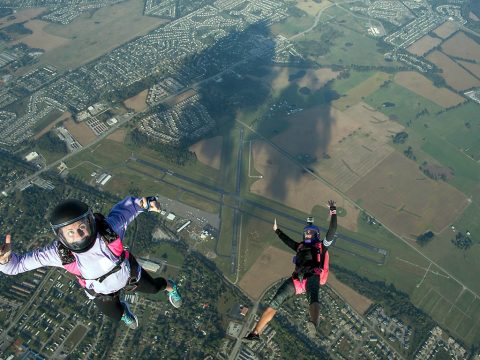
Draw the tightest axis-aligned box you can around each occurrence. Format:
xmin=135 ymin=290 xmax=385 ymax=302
xmin=457 ymin=60 xmax=480 ymax=79
xmin=296 ymin=68 xmax=339 ymax=91
xmin=12 ymin=20 xmax=70 ymax=51
xmin=346 ymin=151 xmax=469 ymax=237
xmin=165 ymin=89 xmax=196 ymax=106
xmin=295 ymin=0 xmax=333 ymax=16
xmin=124 ymin=90 xmax=148 ymax=112
xmin=34 ymin=111 xmax=71 ymax=139
xmin=328 ymin=273 xmax=373 ymax=314
xmin=189 ymin=136 xmax=222 ymax=170
xmin=64 ymin=119 xmax=96 ymax=146
xmin=426 ymin=51 xmax=480 ymax=91
xmin=107 ymin=129 xmax=127 ymax=143
xmin=239 ymin=246 xmax=293 ymax=299
xmin=442 ymin=32 xmax=480 ymax=62
xmin=394 ymin=71 xmax=465 ymax=108
xmin=470 ymin=12 xmax=480 ymax=21
xmin=433 ymin=21 xmax=458 ymax=39
xmin=333 ymin=72 xmax=390 ymax=110
xmin=249 ymin=138 xmax=360 ymax=231
xmin=406 ymin=35 xmax=442 ymax=56
xmin=0 ymin=8 xmax=46 ymax=29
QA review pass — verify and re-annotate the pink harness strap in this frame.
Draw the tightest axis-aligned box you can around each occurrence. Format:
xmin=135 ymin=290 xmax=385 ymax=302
xmin=293 ymin=278 xmax=308 ymax=295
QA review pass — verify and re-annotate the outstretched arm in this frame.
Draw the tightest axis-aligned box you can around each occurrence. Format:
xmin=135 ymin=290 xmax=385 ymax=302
xmin=323 ymin=200 xmax=337 ymax=247
xmin=273 ymin=218 xmax=300 ymax=251
xmin=106 ymin=196 xmax=161 ymax=240
xmin=0 ymin=234 xmax=62 ymax=275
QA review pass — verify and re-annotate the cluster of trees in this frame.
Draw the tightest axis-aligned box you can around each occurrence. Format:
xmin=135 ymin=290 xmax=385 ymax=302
xmin=37 ymin=130 xmax=68 ymax=155
xmin=331 ymin=264 xmax=436 ymax=356
xmin=416 ymin=231 xmax=434 ymax=246
xmin=297 ymin=26 xmax=344 ymax=57
xmin=392 ymin=131 xmax=408 ymax=144
xmin=451 ymin=232 xmax=473 ymax=250
xmin=404 ymin=146 xmax=416 ymax=161
xmin=129 ymin=129 xmax=197 ymax=166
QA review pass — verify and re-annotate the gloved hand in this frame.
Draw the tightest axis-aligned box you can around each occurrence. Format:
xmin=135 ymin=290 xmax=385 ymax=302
xmin=140 ymin=196 xmax=161 ymax=212
xmin=0 ymin=234 xmax=12 ymax=265
xmin=328 ymin=200 xmax=336 ymax=215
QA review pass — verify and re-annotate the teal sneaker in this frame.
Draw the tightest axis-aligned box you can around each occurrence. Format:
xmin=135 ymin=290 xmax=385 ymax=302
xmin=167 ymin=279 xmax=183 ymax=308
xmin=120 ymin=301 xmax=138 ymax=329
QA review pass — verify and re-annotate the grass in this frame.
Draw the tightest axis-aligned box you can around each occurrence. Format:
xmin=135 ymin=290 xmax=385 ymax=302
xmin=39 ymin=0 xmax=168 ymax=69
xmin=32 ymin=108 xmax=63 ymax=133
xmin=178 ymin=192 xmax=220 ymax=214
xmin=217 ymin=206 xmax=235 ymax=257
xmin=331 ymin=70 xmax=376 ymax=94
xmin=270 ymin=13 xmax=316 ymax=37
xmin=364 ymin=82 xmax=480 ymax=203
xmin=143 ymin=242 xmax=185 ymax=268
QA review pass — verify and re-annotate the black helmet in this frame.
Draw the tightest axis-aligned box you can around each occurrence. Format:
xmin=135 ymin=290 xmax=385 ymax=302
xmin=50 ymin=199 xmax=96 ymax=253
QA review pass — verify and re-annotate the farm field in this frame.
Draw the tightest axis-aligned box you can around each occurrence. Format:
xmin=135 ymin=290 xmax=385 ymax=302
xmin=346 ymin=151 xmax=469 ymax=237
xmin=457 ymin=60 xmax=480 ymax=79
xmin=248 ymin=138 xmax=360 ymax=231
xmin=0 ymin=8 xmax=46 ymax=29
xmin=189 ymin=135 xmax=223 ymax=170
xmin=12 ymin=20 xmax=69 ymax=51
xmin=63 ymin=118 xmax=96 ymax=146
xmin=394 ymin=71 xmax=465 ymax=108
xmin=124 ymin=90 xmax=148 ymax=112
xmin=426 ymin=51 xmax=480 ymax=91
xmin=406 ymin=35 xmax=442 ymax=56
xmin=333 ymin=72 xmax=390 ymax=110
xmin=441 ymin=31 xmax=480 ymax=62
xmin=433 ymin=21 xmax=458 ymax=39
xmin=37 ymin=0 xmax=169 ymax=69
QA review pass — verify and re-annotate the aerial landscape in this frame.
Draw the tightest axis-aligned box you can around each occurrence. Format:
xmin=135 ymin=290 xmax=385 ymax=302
xmin=0 ymin=0 xmax=479 ymax=359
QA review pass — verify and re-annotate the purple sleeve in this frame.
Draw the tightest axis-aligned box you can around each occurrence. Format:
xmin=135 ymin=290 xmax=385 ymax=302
xmin=0 ymin=242 xmax=62 ymax=275
xmin=106 ymin=196 xmax=145 ymax=241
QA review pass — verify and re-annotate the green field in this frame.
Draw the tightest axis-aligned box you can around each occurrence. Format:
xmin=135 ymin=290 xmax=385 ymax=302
xmin=38 ymin=0 xmax=168 ymax=69
xmin=293 ymin=6 xmax=394 ymax=67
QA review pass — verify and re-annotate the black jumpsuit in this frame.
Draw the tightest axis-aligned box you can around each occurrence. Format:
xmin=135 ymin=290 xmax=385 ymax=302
xmin=269 ymin=212 xmax=337 ymax=310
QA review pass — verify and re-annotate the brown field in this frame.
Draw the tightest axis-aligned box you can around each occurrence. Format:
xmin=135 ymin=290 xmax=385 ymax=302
xmin=433 ymin=21 xmax=458 ymax=39
xmin=406 ymin=35 xmax=442 ymax=56
xmin=328 ymin=273 xmax=373 ymax=314
xmin=269 ymin=102 xmax=403 ymax=193
xmin=239 ymin=246 xmax=293 ymax=299
xmin=0 ymin=8 xmax=47 ymax=29
xmin=107 ymin=129 xmax=127 ymax=143
xmin=12 ymin=20 xmax=70 ymax=51
xmin=296 ymin=68 xmax=339 ymax=91
xmin=256 ymin=66 xmax=338 ymax=95
xmin=123 ymin=90 xmax=148 ymax=112
xmin=250 ymin=139 xmax=360 ymax=231
xmin=457 ymin=60 xmax=480 ymax=79
xmin=394 ymin=71 xmax=465 ymax=108
xmin=333 ymin=72 xmax=390 ymax=110
xmin=442 ymin=32 xmax=480 ymax=62
xmin=295 ymin=0 xmax=333 ymax=16
xmin=189 ymin=136 xmax=222 ymax=170
xmin=64 ymin=119 xmax=96 ymax=146
xmin=426 ymin=51 xmax=480 ymax=91
xmin=34 ymin=111 xmax=71 ymax=139
xmin=346 ymin=151 xmax=469 ymax=237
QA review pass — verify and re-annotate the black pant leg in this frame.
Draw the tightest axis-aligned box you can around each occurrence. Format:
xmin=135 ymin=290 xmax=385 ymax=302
xmin=134 ymin=268 xmax=167 ymax=294
xmin=93 ymin=293 xmax=123 ymax=321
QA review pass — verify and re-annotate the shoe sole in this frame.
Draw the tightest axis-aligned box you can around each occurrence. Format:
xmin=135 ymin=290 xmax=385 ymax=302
xmin=121 ymin=301 xmax=139 ymax=329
